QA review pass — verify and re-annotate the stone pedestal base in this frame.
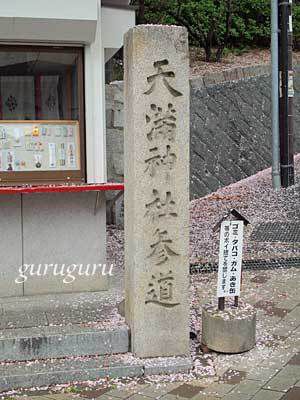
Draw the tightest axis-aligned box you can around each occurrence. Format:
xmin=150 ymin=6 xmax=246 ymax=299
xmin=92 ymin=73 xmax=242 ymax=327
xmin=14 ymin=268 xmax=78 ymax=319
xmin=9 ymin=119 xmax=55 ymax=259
xmin=201 ymin=302 xmax=256 ymax=353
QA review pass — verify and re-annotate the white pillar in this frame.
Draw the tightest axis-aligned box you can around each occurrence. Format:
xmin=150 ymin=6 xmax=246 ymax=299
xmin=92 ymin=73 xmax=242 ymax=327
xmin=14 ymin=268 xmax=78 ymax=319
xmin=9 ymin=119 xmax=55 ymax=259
xmin=85 ymin=0 xmax=107 ymax=184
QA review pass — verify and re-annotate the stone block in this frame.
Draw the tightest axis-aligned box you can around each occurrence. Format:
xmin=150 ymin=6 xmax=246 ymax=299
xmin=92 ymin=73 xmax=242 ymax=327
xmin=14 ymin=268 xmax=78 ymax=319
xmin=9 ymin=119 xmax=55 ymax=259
xmin=0 ymin=195 xmax=23 ymax=297
xmin=0 ymin=325 xmax=129 ymax=362
xmin=143 ymin=357 xmax=193 ymax=376
xmin=115 ymin=195 xmax=124 ymax=226
xmin=203 ymin=72 xmax=225 ymax=86
xmin=124 ymin=25 xmax=190 ymax=357
xmin=106 ymin=108 xmax=114 ymax=128
xmin=113 ymin=107 xmax=124 ymax=128
xmin=110 ymin=80 xmax=124 ymax=103
xmin=0 ymin=356 xmax=144 ymax=392
xmin=190 ymin=77 xmax=204 ymax=91
xmin=251 ymin=389 xmax=284 ymax=400
xmin=106 ymin=128 xmax=124 ymax=178
xmin=224 ymin=68 xmax=239 ymax=82
xmin=22 ymin=192 xmax=108 ymax=295
xmin=201 ymin=303 xmax=256 ymax=353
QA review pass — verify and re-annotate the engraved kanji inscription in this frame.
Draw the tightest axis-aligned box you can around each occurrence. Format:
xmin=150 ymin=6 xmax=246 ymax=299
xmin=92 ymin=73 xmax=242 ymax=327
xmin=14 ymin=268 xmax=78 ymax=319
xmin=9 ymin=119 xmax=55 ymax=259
xmin=145 ymin=189 xmax=178 ymax=222
xmin=144 ymin=60 xmax=183 ymax=97
xmin=146 ymin=103 xmax=177 ymax=142
xmin=148 ymin=228 xmax=179 ymax=265
xmin=144 ymin=145 xmax=177 ymax=177
xmin=145 ymin=271 xmax=180 ymax=307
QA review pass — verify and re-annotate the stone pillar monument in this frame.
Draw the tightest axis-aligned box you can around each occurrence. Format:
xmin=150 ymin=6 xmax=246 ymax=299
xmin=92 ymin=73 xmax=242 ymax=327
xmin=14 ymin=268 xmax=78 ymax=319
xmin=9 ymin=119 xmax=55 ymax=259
xmin=124 ymin=25 xmax=190 ymax=358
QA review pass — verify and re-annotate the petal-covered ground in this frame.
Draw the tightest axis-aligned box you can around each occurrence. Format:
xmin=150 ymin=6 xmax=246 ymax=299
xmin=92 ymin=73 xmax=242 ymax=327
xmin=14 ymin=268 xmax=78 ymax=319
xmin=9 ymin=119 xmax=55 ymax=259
xmin=6 ymin=268 xmax=300 ymax=399
xmin=190 ymin=153 xmax=300 ymax=265
xmin=3 ymin=155 xmax=300 ymax=398
xmin=108 ymin=153 xmax=300 ymax=268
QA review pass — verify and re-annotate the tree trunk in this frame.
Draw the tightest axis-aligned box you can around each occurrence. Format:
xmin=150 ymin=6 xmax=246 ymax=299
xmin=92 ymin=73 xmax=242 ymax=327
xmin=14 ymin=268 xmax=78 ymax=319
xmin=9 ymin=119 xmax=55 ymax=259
xmin=205 ymin=45 xmax=212 ymax=62
xmin=138 ymin=0 xmax=145 ymax=24
xmin=205 ymin=31 xmax=213 ymax=62
xmin=215 ymin=46 xmax=224 ymax=62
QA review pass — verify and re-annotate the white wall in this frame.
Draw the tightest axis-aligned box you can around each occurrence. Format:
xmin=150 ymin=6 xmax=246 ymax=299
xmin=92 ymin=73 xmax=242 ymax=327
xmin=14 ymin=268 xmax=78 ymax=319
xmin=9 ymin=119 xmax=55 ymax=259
xmin=0 ymin=0 xmax=97 ymax=21
xmin=85 ymin=4 xmax=135 ymax=183
xmin=0 ymin=0 xmax=98 ymax=44
xmin=85 ymin=1 xmax=106 ymax=183
xmin=102 ymin=7 xmax=136 ymax=48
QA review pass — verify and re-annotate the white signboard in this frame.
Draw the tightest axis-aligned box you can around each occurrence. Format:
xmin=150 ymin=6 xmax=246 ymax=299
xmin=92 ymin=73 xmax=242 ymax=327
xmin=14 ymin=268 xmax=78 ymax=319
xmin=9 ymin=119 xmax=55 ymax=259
xmin=217 ymin=220 xmax=244 ymax=298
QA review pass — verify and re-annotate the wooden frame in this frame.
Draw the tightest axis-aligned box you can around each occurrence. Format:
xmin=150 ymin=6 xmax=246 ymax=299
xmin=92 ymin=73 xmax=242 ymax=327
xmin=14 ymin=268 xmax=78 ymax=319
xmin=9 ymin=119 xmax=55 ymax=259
xmin=0 ymin=45 xmax=86 ymax=186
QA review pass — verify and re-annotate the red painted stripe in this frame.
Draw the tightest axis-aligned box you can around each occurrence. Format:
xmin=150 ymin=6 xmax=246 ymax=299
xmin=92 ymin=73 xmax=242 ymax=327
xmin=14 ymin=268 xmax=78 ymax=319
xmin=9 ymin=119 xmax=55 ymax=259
xmin=0 ymin=77 xmax=2 ymax=119
xmin=0 ymin=183 xmax=124 ymax=195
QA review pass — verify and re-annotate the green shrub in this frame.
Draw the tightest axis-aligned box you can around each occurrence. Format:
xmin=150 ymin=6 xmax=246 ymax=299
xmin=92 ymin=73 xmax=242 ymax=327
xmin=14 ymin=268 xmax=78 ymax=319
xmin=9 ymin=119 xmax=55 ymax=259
xmin=133 ymin=0 xmax=300 ymax=61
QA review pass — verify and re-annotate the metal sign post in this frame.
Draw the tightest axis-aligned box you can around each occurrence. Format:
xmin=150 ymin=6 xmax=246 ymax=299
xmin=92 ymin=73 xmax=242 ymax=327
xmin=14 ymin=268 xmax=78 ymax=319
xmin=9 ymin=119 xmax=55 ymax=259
xmin=279 ymin=0 xmax=295 ymax=187
xmin=202 ymin=211 xmax=254 ymax=354
xmin=217 ymin=220 xmax=244 ymax=311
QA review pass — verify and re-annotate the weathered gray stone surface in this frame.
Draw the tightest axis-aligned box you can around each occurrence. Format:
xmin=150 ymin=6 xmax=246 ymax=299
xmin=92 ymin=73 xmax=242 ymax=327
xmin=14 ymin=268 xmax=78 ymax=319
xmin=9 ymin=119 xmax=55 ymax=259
xmin=190 ymin=74 xmax=272 ymax=198
xmin=22 ymin=192 xmax=107 ymax=295
xmin=124 ymin=25 xmax=190 ymax=357
xmin=201 ymin=304 xmax=256 ymax=353
xmin=0 ymin=356 xmax=144 ymax=392
xmin=143 ymin=357 xmax=193 ymax=375
xmin=0 ymin=195 xmax=23 ymax=297
xmin=106 ymin=81 xmax=125 ymax=183
xmin=0 ymin=325 xmax=129 ymax=362
xmin=106 ymin=65 xmax=300 ymax=199
xmin=0 ymin=354 xmax=194 ymax=392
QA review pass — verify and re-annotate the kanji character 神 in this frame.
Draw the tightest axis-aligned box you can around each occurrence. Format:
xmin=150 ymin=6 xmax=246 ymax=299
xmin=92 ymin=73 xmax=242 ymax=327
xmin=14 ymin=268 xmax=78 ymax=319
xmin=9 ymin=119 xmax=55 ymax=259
xmin=144 ymin=145 xmax=177 ymax=177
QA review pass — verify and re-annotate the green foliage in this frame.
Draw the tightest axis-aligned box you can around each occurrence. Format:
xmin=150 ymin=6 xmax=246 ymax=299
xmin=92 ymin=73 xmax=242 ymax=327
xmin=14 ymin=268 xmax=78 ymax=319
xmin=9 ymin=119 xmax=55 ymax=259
xmin=294 ymin=1 xmax=300 ymax=48
xmin=65 ymin=386 xmax=82 ymax=394
xmin=134 ymin=0 xmax=273 ymax=61
xmin=233 ymin=0 xmax=270 ymax=45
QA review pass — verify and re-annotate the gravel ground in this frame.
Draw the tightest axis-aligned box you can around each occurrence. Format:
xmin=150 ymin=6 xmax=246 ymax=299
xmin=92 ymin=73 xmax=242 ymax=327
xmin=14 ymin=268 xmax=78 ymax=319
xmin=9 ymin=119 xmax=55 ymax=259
xmin=190 ymin=153 xmax=300 ymax=265
xmin=108 ymin=153 xmax=300 ymax=268
xmin=190 ymin=47 xmax=300 ymax=76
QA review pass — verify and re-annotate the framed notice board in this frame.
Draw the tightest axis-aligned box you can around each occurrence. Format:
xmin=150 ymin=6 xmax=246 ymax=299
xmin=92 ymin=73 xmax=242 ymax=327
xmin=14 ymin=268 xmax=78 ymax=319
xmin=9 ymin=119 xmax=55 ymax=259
xmin=0 ymin=120 xmax=85 ymax=185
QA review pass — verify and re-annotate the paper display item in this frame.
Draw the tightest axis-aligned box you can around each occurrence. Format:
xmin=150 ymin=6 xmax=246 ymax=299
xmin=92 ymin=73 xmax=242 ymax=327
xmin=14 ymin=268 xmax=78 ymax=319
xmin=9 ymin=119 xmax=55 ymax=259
xmin=41 ymin=127 xmax=47 ymax=136
xmin=67 ymin=143 xmax=76 ymax=168
xmin=0 ymin=127 xmax=7 ymax=140
xmin=67 ymin=126 xmax=74 ymax=137
xmin=55 ymin=127 xmax=62 ymax=137
xmin=59 ymin=143 xmax=66 ymax=167
xmin=62 ymin=126 xmax=68 ymax=137
xmin=32 ymin=126 xmax=40 ymax=137
xmin=13 ymin=128 xmax=22 ymax=147
xmin=0 ymin=122 xmax=78 ymax=172
xmin=5 ymin=150 xmax=15 ymax=171
xmin=34 ymin=153 xmax=42 ymax=169
xmin=48 ymin=143 xmax=56 ymax=168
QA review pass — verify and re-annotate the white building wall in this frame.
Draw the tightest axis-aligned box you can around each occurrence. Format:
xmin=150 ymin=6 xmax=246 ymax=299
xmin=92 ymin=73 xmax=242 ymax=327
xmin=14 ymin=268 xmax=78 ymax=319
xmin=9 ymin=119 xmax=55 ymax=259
xmin=0 ymin=0 xmax=135 ymax=297
xmin=0 ymin=0 xmax=97 ymax=20
xmin=0 ymin=0 xmax=98 ymax=44
xmin=85 ymin=1 xmax=107 ymax=183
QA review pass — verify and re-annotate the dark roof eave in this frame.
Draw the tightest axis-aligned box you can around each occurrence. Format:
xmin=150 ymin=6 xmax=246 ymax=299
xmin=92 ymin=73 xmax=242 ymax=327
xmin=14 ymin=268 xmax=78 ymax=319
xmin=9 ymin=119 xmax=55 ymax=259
xmin=101 ymin=1 xmax=137 ymax=11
